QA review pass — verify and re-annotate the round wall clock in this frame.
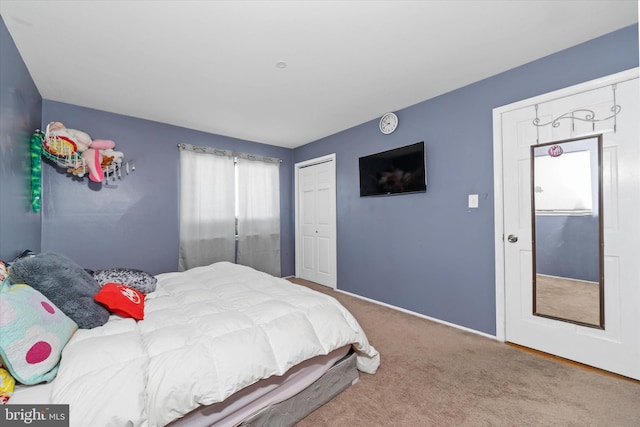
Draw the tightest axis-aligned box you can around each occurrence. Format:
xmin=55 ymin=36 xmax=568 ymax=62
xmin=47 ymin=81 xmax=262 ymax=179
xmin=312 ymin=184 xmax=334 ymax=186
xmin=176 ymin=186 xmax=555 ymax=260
xmin=379 ymin=112 xmax=398 ymax=134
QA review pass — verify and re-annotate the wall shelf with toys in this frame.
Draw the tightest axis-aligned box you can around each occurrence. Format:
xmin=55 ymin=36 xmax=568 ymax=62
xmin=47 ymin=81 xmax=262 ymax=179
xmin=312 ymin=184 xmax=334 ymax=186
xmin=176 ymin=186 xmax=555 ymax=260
xmin=30 ymin=122 xmax=135 ymax=212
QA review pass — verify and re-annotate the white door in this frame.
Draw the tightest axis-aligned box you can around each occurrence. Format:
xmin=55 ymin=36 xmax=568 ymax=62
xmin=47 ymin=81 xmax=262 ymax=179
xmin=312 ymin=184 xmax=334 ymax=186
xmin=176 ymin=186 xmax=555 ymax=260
xmin=295 ymin=154 xmax=337 ymax=288
xmin=494 ymin=69 xmax=640 ymax=380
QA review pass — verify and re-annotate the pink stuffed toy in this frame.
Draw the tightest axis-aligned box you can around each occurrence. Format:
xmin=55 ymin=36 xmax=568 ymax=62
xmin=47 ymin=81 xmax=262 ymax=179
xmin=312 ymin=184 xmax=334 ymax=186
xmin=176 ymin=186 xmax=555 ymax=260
xmin=82 ymin=139 xmax=116 ymax=182
xmin=81 ymin=148 xmax=104 ymax=182
xmin=91 ymin=139 xmax=116 ymax=150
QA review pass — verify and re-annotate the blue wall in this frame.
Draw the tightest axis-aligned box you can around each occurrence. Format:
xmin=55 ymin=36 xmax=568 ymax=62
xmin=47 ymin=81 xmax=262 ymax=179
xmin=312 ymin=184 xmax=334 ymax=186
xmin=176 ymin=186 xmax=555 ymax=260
xmin=293 ymin=25 xmax=638 ymax=335
xmin=40 ymin=101 xmax=295 ymax=276
xmin=0 ymin=18 xmax=42 ymax=261
xmin=535 ymin=216 xmax=599 ymax=282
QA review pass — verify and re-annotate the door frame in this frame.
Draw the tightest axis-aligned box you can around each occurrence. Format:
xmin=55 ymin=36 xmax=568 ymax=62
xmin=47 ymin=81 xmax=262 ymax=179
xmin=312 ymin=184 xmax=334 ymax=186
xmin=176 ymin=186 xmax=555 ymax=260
xmin=294 ymin=153 xmax=337 ymax=288
xmin=492 ymin=67 xmax=638 ymax=342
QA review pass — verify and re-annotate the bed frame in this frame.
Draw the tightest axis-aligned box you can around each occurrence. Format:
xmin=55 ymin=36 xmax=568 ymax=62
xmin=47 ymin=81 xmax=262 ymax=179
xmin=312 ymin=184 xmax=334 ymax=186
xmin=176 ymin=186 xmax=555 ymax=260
xmin=169 ymin=346 xmax=358 ymax=427
xmin=240 ymin=351 xmax=358 ymax=426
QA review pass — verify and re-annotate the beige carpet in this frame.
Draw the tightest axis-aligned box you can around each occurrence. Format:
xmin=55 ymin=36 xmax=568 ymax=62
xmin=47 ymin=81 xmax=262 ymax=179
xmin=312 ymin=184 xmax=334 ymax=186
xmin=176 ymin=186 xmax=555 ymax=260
xmin=535 ymin=274 xmax=600 ymax=326
xmin=289 ymin=278 xmax=640 ymax=427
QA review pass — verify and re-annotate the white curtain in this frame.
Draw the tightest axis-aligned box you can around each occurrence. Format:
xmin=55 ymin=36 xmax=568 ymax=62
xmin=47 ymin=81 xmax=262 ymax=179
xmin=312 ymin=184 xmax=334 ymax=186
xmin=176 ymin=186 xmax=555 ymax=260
xmin=236 ymin=155 xmax=281 ymax=277
xmin=178 ymin=145 xmax=235 ymax=271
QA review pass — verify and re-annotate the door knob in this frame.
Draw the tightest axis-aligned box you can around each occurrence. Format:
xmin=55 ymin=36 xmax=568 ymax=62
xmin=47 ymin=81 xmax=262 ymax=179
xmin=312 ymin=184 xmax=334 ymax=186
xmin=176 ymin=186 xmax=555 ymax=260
xmin=507 ymin=234 xmax=518 ymax=243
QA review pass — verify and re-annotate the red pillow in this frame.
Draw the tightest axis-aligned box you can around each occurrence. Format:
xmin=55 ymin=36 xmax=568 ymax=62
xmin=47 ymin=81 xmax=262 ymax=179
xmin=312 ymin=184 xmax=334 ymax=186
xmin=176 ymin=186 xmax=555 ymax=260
xmin=94 ymin=283 xmax=145 ymax=320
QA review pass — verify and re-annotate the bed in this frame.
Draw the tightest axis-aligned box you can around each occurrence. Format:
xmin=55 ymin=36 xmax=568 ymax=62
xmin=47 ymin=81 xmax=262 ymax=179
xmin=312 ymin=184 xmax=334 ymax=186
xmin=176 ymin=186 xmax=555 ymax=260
xmin=1 ymin=259 xmax=380 ymax=426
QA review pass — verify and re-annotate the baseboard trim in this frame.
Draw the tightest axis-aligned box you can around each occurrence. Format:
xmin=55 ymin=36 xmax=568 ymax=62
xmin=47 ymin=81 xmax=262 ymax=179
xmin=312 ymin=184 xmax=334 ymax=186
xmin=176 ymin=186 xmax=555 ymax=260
xmin=334 ymin=288 xmax=499 ymax=342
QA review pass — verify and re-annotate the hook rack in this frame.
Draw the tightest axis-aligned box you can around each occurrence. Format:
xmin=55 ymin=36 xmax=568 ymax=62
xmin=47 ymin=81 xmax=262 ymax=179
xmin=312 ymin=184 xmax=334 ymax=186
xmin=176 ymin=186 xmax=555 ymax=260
xmin=532 ymin=84 xmax=621 ymax=143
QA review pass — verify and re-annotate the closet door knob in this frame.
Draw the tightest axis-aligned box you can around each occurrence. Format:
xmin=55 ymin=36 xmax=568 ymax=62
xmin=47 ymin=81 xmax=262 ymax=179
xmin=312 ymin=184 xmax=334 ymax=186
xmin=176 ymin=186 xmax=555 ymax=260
xmin=507 ymin=234 xmax=518 ymax=243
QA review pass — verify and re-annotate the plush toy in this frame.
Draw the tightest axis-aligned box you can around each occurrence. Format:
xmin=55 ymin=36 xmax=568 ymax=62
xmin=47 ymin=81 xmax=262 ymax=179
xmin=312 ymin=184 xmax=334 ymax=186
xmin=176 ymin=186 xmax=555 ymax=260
xmin=81 ymin=148 xmax=104 ymax=182
xmin=101 ymin=149 xmax=124 ymax=170
xmin=45 ymin=121 xmax=92 ymax=155
xmin=0 ymin=260 xmax=7 ymax=283
xmin=101 ymin=155 xmax=115 ymax=168
xmin=0 ymin=367 xmax=15 ymax=404
xmin=0 ymin=261 xmax=18 ymax=402
xmin=44 ymin=122 xmax=119 ymax=183
xmin=66 ymin=165 xmax=87 ymax=178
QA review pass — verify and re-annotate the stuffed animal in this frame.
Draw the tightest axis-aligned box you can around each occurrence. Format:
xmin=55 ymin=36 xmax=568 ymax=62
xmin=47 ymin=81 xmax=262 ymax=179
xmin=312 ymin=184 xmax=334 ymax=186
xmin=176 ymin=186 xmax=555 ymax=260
xmin=44 ymin=122 xmax=119 ymax=183
xmin=81 ymin=148 xmax=104 ymax=182
xmin=0 ymin=367 xmax=15 ymax=404
xmin=45 ymin=121 xmax=92 ymax=155
xmin=101 ymin=149 xmax=124 ymax=169
xmin=0 ymin=260 xmax=7 ymax=283
xmin=101 ymin=155 xmax=115 ymax=168
xmin=66 ymin=165 xmax=87 ymax=178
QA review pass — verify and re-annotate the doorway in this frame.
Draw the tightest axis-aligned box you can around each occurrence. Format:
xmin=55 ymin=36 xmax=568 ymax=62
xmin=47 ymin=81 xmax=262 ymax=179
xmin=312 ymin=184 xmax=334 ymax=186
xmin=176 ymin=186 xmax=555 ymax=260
xmin=294 ymin=154 xmax=337 ymax=288
xmin=493 ymin=68 xmax=640 ymax=380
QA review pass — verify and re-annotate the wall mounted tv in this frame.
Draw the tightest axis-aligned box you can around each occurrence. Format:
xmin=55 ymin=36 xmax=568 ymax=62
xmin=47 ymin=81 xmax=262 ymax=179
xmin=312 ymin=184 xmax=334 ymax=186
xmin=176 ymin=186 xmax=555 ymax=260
xmin=359 ymin=141 xmax=426 ymax=197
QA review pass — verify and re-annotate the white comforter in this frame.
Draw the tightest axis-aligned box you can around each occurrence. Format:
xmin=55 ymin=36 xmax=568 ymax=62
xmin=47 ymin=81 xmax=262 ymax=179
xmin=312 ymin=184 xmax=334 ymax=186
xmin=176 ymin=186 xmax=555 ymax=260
xmin=48 ymin=262 xmax=379 ymax=427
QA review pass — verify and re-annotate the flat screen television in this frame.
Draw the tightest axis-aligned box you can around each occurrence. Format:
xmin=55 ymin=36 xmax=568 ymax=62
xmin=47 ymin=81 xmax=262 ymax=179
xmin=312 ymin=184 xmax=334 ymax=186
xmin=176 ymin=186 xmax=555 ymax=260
xmin=359 ymin=141 xmax=426 ymax=197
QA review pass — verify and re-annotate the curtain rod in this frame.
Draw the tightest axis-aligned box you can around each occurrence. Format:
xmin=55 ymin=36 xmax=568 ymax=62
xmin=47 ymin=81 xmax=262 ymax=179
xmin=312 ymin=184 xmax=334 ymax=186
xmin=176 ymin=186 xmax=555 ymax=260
xmin=177 ymin=143 xmax=282 ymax=164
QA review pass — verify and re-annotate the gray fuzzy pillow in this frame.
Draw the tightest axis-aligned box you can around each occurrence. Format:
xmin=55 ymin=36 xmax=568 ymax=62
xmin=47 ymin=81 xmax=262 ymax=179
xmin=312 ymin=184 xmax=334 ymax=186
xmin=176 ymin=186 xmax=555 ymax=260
xmin=92 ymin=268 xmax=157 ymax=294
xmin=7 ymin=252 xmax=109 ymax=329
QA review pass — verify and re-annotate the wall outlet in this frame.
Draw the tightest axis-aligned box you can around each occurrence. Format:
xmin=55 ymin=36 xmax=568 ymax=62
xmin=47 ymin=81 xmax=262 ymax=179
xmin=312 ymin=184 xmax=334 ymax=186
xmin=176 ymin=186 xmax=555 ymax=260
xmin=468 ymin=194 xmax=479 ymax=208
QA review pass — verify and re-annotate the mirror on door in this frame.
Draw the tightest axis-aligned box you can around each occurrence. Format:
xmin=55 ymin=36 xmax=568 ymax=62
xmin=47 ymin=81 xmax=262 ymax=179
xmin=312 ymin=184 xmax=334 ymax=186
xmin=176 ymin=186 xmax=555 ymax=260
xmin=530 ymin=134 xmax=603 ymax=328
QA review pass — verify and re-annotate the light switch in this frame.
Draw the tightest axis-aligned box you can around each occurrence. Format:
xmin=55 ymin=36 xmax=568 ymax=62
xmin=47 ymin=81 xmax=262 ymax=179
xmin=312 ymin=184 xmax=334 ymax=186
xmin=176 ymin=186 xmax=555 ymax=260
xmin=468 ymin=194 xmax=479 ymax=208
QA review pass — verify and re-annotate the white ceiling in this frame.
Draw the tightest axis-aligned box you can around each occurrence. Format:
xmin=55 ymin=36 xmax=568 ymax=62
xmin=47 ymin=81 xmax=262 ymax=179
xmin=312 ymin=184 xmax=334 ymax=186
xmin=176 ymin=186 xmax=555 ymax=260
xmin=1 ymin=1 xmax=637 ymax=148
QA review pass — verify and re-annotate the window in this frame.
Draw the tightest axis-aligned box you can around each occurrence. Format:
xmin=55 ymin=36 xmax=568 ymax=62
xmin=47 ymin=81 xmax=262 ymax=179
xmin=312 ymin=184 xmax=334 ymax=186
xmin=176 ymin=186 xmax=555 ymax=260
xmin=534 ymin=150 xmax=594 ymax=216
xmin=178 ymin=144 xmax=280 ymax=276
